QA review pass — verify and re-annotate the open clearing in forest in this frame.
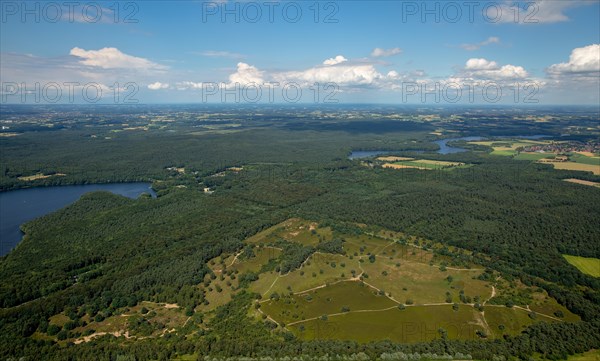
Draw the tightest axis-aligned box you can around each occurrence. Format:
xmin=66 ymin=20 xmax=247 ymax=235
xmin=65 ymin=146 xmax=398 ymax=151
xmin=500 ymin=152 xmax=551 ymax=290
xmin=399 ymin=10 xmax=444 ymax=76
xmin=359 ymin=255 xmax=491 ymax=305
xmin=18 ymin=173 xmax=66 ymax=181
xmin=382 ymin=159 xmax=467 ymax=171
xmin=484 ymin=306 xmax=549 ymax=338
xmin=377 ymin=156 xmax=415 ymax=162
xmin=563 ymin=255 xmax=600 ymax=277
xmin=261 ymin=281 xmax=396 ymax=325
xmin=245 ymin=218 xmax=333 ymax=247
xmin=227 ymin=219 xmax=572 ymax=342
xmin=288 ymin=305 xmax=486 ymax=343
xmin=563 ymin=179 xmax=600 ymax=188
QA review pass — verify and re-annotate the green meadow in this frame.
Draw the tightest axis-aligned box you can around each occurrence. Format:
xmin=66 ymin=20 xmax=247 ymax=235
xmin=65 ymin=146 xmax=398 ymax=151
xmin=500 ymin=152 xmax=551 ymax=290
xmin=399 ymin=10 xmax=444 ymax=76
xmin=289 ymin=305 xmax=485 ymax=343
xmin=563 ymin=255 xmax=600 ymax=277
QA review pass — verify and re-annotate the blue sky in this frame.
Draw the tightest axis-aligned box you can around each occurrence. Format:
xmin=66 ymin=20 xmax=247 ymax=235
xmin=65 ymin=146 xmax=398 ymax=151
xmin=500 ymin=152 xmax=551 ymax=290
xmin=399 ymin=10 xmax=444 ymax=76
xmin=1 ymin=0 xmax=599 ymax=104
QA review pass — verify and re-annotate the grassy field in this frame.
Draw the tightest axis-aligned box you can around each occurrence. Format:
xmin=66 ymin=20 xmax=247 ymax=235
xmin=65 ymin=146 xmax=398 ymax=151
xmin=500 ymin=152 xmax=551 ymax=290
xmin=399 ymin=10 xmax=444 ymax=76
xmin=484 ymin=306 xmax=542 ymax=337
xmin=382 ymin=159 xmax=467 ymax=171
xmin=245 ymin=218 xmax=333 ymax=247
xmin=171 ymin=355 xmax=198 ymax=361
xmin=360 ymin=255 xmax=490 ymax=304
xmin=261 ymin=281 xmax=396 ymax=325
xmin=201 ymin=246 xmax=284 ymax=311
xmin=529 ymin=288 xmax=580 ymax=322
xmin=563 ymin=255 xmax=600 ymax=277
xmin=570 ymin=153 xmax=600 ymax=165
xmin=377 ymin=156 xmax=415 ymax=162
xmin=289 ymin=305 xmax=486 ymax=343
xmin=233 ymin=246 xmax=282 ymax=274
xmin=513 ymin=152 xmax=555 ymax=161
xmin=236 ymin=219 xmax=574 ymax=343
xmin=261 ymin=253 xmax=358 ymax=296
xmin=566 ymin=350 xmax=600 ymax=361
xmin=248 ymin=271 xmax=280 ymax=295
xmin=343 ymin=233 xmax=402 ymax=257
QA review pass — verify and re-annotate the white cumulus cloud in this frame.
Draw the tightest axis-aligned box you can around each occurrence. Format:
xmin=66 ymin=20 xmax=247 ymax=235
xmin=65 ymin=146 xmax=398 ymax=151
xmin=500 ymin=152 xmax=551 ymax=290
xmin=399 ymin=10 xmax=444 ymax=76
xmin=465 ymin=58 xmax=500 ymax=70
xmin=70 ymin=47 xmax=167 ymax=70
xmin=547 ymin=44 xmax=600 ymax=76
xmin=147 ymin=82 xmax=170 ymax=90
xmin=227 ymin=62 xmax=265 ymax=86
xmin=195 ymin=56 xmax=406 ymax=91
xmin=323 ymin=55 xmax=348 ymax=66
xmin=280 ymin=63 xmax=383 ymax=86
xmin=459 ymin=58 xmax=529 ymax=81
xmin=273 ymin=55 xmax=400 ymax=88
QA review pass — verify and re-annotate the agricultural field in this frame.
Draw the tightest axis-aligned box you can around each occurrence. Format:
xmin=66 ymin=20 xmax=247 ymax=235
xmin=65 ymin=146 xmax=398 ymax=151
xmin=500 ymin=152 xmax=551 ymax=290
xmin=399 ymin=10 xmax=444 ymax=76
xmin=468 ymin=139 xmax=552 ymax=157
xmin=468 ymin=139 xmax=600 ymax=175
xmin=549 ymin=162 xmax=600 ymax=175
xmin=563 ymin=179 xmax=600 ymax=188
xmin=563 ymin=255 xmax=600 ymax=277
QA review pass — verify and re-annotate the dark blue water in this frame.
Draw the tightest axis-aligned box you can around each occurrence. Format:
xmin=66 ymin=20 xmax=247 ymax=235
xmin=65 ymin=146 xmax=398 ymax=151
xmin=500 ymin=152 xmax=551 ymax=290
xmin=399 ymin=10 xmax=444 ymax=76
xmin=0 ymin=183 xmax=155 ymax=256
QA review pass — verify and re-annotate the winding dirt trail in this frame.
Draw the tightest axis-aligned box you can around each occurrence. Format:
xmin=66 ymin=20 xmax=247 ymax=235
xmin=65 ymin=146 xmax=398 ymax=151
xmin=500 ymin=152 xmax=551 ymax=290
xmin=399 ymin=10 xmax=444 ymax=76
xmin=228 ymin=250 xmax=244 ymax=267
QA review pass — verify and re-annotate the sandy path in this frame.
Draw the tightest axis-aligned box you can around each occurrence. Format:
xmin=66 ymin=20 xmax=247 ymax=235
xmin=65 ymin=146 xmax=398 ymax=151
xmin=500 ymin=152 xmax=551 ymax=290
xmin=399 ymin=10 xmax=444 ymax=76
xmin=228 ymin=250 xmax=244 ymax=267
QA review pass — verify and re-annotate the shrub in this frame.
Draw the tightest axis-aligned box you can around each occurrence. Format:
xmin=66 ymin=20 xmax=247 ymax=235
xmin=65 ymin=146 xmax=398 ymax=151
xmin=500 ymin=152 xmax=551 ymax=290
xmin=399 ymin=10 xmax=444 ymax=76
xmin=47 ymin=324 xmax=61 ymax=336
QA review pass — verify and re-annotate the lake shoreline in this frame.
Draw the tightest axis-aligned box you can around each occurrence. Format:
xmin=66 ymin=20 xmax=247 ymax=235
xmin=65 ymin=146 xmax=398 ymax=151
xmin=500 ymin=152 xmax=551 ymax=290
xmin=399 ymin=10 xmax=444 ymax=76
xmin=0 ymin=179 xmax=156 ymax=193
xmin=0 ymin=182 xmax=156 ymax=256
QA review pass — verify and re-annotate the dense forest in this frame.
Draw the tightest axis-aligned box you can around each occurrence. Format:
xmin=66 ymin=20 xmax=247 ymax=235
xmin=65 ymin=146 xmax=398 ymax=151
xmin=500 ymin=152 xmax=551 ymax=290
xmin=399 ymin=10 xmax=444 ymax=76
xmin=1 ymin=106 xmax=599 ymax=360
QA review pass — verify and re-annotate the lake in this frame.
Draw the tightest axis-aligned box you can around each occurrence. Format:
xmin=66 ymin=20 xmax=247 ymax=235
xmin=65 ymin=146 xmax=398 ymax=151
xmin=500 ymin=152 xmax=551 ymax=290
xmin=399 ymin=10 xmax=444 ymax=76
xmin=0 ymin=182 xmax=155 ymax=256
xmin=348 ymin=136 xmax=485 ymax=159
